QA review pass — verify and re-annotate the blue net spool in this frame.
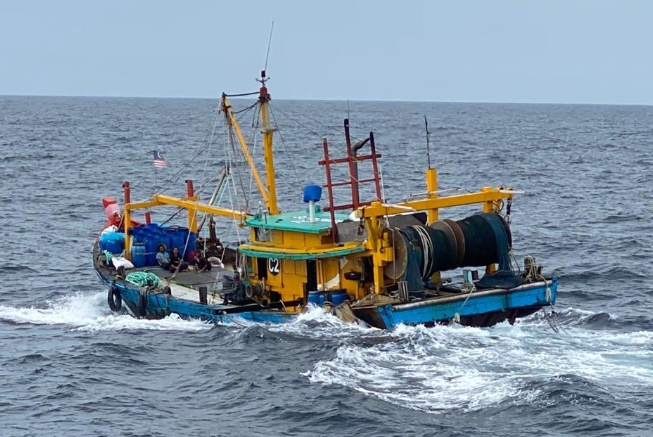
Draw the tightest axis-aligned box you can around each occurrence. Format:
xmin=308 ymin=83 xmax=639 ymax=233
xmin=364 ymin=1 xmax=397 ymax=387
xmin=396 ymin=212 xmax=512 ymax=286
xmin=457 ymin=213 xmax=511 ymax=270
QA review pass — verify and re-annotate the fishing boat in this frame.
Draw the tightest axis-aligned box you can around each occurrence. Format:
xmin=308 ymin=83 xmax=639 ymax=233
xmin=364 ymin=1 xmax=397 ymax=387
xmin=93 ymin=70 xmax=558 ymax=329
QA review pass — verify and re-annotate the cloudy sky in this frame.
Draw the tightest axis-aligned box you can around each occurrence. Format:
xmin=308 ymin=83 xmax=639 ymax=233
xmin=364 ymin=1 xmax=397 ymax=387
xmin=1 ymin=0 xmax=651 ymax=104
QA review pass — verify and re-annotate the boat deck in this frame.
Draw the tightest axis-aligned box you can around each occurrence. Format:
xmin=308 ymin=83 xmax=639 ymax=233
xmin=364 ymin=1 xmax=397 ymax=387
xmin=130 ymin=265 xmax=234 ymax=304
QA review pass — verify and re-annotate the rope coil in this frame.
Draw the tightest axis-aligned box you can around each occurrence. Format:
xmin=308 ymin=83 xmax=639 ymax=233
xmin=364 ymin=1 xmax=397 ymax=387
xmin=126 ymin=272 xmax=161 ymax=288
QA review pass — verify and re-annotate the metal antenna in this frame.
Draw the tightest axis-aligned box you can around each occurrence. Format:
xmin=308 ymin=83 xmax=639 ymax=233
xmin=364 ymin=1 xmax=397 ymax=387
xmin=424 ymin=115 xmax=431 ymax=169
xmin=264 ymin=21 xmax=275 ymax=73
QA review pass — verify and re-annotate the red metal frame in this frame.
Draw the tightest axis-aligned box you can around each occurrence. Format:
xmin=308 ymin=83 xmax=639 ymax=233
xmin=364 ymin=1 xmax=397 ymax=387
xmin=319 ymin=119 xmax=383 ymax=241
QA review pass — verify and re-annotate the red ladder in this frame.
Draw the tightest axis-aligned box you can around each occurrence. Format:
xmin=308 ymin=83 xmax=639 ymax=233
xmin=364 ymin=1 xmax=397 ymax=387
xmin=318 ymin=118 xmax=383 ymax=241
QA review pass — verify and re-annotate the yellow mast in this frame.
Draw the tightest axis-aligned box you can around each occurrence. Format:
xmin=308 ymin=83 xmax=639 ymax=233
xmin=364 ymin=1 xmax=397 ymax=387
xmin=221 ymin=94 xmax=271 ymax=210
xmin=220 ymin=71 xmax=279 ymax=215
xmin=258 ymin=74 xmax=279 ymax=215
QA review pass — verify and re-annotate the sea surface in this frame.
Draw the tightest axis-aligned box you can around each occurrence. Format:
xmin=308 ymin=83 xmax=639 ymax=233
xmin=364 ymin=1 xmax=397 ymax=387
xmin=1 ymin=94 xmax=653 ymax=437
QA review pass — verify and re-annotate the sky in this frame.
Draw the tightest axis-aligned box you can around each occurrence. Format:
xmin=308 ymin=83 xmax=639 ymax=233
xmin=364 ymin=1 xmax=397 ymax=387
xmin=1 ymin=0 xmax=652 ymax=104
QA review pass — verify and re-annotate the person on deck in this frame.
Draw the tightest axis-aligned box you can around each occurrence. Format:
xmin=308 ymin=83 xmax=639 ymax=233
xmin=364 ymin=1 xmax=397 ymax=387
xmin=169 ymin=247 xmax=188 ymax=273
xmin=190 ymin=251 xmax=212 ymax=272
xmin=156 ymin=244 xmax=170 ymax=269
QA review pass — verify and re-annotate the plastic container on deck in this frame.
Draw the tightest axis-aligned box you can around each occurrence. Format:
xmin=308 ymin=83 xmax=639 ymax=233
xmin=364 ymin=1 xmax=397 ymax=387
xmin=131 ymin=243 xmax=147 ymax=268
xmin=329 ymin=290 xmax=349 ymax=305
xmin=163 ymin=226 xmax=197 ymax=259
xmin=308 ymin=290 xmax=349 ymax=306
xmin=130 ymin=224 xmax=148 ymax=244
xmin=163 ymin=226 xmax=182 ymax=252
xmin=99 ymin=232 xmax=125 ymax=255
xmin=143 ymin=232 xmax=166 ymax=266
xmin=308 ymin=291 xmax=325 ymax=306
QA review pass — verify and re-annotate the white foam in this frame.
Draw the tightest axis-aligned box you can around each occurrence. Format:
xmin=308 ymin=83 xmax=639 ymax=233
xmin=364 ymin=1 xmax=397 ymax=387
xmin=0 ymin=292 xmax=212 ymax=332
xmin=266 ymin=304 xmax=375 ymax=339
xmin=304 ymin=315 xmax=653 ymax=414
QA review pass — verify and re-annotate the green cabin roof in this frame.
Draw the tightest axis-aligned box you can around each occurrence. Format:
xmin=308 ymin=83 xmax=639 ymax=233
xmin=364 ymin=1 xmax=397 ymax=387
xmin=246 ymin=209 xmax=352 ymax=234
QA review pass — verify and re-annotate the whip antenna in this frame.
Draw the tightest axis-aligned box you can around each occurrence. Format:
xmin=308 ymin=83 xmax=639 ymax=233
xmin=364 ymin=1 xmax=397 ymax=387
xmin=264 ymin=21 xmax=275 ymax=72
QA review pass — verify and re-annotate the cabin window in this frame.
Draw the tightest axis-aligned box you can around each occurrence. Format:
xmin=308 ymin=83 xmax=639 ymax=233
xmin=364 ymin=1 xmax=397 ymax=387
xmin=255 ymin=227 xmax=271 ymax=242
xmin=257 ymin=258 xmax=268 ymax=279
xmin=306 ymin=260 xmax=317 ymax=291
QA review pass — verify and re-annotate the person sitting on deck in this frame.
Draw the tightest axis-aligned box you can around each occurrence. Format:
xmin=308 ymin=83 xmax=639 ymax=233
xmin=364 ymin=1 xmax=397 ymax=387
xmin=169 ymin=247 xmax=189 ymax=273
xmin=156 ymin=244 xmax=170 ymax=269
xmin=222 ymin=272 xmax=241 ymax=305
xmin=190 ymin=251 xmax=212 ymax=272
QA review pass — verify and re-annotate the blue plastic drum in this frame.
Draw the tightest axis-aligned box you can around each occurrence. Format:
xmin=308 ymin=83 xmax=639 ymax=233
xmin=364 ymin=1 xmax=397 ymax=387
xmin=330 ymin=290 xmax=349 ymax=305
xmin=131 ymin=243 xmax=147 ymax=268
xmin=308 ymin=291 xmax=325 ymax=306
xmin=99 ymin=232 xmax=125 ymax=254
xmin=163 ymin=226 xmax=197 ymax=259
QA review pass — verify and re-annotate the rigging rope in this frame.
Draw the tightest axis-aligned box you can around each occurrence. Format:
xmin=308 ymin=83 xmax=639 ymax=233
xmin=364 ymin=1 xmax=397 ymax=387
xmin=269 ymin=105 xmax=301 ymax=187
xmin=270 ymin=102 xmax=368 ymax=147
xmin=153 ymin=102 xmax=255 ymax=198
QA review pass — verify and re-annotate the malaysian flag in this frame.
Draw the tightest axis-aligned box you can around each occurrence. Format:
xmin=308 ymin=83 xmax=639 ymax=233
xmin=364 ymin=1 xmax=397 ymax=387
xmin=153 ymin=150 xmax=167 ymax=168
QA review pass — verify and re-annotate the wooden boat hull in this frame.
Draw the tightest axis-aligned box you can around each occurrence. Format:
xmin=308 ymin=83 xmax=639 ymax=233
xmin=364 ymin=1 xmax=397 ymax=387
xmin=351 ymin=279 xmax=558 ymax=329
xmin=95 ymin=247 xmax=557 ymax=329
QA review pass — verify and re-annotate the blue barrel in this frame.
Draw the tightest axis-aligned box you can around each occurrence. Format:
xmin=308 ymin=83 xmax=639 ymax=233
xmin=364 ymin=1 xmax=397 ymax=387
xmin=163 ymin=226 xmax=183 ymax=253
xmin=143 ymin=233 xmax=160 ymax=266
xmin=145 ymin=231 xmax=172 ymax=266
xmin=98 ymin=233 xmax=110 ymax=251
xmin=308 ymin=291 xmax=325 ymax=306
xmin=163 ymin=226 xmax=197 ymax=259
xmin=130 ymin=225 xmax=148 ymax=244
xmin=99 ymin=232 xmax=125 ymax=254
xmin=131 ymin=243 xmax=147 ymax=268
xmin=330 ymin=290 xmax=349 ymax=305
xmin=156 ymin=231 xmax=171 ymax=253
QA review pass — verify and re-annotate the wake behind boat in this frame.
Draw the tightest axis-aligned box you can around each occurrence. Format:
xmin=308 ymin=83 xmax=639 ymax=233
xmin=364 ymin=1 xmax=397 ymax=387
xmin=93 ymin=70 xmax=558 ymax=329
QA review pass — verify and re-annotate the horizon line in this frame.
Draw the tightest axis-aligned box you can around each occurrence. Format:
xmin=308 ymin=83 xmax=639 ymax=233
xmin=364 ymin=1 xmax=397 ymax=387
xmin=1 ymin=92 xmax=652 ymax=107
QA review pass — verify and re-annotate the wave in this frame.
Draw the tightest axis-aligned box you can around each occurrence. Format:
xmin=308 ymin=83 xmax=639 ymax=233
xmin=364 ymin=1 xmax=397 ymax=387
xmin=558 ymin=265 xmax=647 ymax=283
xmin=0 ymin=291 xmax=212 ymax=333
xmin=299 ymin=313 xmax=653 ymax=415
xmin=0 ymin=264 xmax=38 ymax=274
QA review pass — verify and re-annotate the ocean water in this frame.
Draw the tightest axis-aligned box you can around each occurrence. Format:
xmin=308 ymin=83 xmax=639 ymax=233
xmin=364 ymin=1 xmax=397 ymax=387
xmin=1 ymin=94 xmax=653 ymax=437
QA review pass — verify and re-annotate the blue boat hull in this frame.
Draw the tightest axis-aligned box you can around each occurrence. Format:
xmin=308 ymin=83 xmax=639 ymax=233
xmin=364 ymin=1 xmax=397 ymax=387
xmin=96 ymin=257 xmax=558 ymax=329
xmin=351 ymin=279 xmax=558 ymax=329
xmin=98 ymin=273 xmax=298 ymax=325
